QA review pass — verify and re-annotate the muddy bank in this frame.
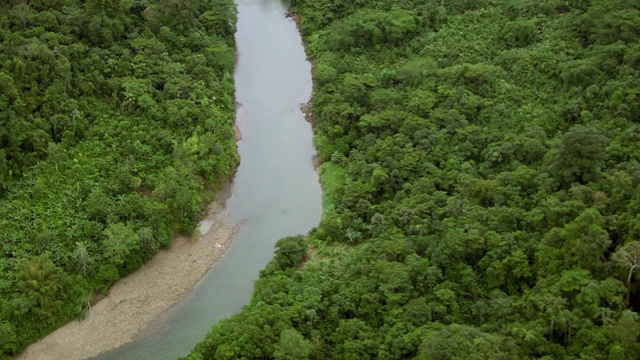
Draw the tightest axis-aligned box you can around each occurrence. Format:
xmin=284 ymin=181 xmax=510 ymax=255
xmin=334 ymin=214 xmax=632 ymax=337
xmin=16 ymin=200 xmax=238 ymax=360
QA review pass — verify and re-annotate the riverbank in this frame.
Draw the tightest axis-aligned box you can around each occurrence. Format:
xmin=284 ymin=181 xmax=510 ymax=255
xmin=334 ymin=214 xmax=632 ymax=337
xmin=57 ymin=1 xmax=323 ymax=357
xmin=15 ymin=199 xmax=239 ymax=360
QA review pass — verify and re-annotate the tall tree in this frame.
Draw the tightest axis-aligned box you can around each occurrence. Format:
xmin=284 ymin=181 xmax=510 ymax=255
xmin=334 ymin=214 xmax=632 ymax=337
xmin=613 ymin=241 xmax=640 ymax=306
xmin=549 ymin=126 xmax=608 ymax=187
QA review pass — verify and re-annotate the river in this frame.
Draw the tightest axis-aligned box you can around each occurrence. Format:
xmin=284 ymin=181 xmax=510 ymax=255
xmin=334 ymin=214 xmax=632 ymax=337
xmin=94 ymin=0 xmax=321 ymax=358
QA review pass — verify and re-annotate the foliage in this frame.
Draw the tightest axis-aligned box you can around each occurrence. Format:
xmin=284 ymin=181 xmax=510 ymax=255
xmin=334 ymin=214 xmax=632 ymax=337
xmin=0 ymin=0 xmax=239 ymax=356
xmin=273 ymin=236 xmax=308 ymax=270
xmin=188 ymin=0 xmax=640 ymax=358
xmin=548 ymin=126 xmax=609 ymax=187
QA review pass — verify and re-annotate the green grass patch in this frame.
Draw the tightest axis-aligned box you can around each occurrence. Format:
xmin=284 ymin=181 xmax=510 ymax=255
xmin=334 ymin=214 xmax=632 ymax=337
xmin=318 ymin=161 xmax=346 ymax=216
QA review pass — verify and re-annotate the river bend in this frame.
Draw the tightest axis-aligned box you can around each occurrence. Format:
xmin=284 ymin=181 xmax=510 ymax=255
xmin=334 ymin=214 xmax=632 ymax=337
xmin=95 ymin=1 xmax=322 ymax=358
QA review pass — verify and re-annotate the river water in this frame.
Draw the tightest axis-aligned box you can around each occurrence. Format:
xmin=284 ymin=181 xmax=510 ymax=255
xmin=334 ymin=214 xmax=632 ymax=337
xmin=95 ymin=0 xmax=321 ymax=358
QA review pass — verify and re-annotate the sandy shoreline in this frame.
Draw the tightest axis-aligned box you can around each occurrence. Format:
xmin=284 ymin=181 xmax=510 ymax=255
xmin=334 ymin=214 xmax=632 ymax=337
xmin=15 ymin=199 xmax=239 ymax=360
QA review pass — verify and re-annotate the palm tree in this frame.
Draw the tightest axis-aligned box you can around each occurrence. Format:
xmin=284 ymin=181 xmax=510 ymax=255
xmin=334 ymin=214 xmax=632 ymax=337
xmin=17 ymin=254 xmax=62 ymax=310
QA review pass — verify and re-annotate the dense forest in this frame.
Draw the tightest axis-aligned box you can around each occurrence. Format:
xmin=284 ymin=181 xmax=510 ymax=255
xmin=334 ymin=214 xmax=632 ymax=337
xmin=186 ymin=0 xmax=640 ymax=359
xmin=0 ymin=0 xmax=238 ymax=356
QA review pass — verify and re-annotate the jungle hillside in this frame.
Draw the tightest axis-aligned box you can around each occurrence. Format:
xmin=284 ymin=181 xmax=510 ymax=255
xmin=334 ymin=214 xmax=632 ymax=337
xmin=186 ymin=0 xmax=640 ymax=359
xmin=0 ymin=0 xmax=238 ymax=356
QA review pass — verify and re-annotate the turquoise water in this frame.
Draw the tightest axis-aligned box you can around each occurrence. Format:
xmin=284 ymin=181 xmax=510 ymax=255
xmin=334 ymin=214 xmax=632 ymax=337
xmin=94 ymin=1 xmax=321 ymax=358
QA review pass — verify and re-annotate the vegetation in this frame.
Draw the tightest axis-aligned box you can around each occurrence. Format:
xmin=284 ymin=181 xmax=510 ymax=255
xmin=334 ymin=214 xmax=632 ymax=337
xmin=186 ymin=0 xmax=640 ymax=359
xmin=0 ymin=0 xmax=238 ymax=357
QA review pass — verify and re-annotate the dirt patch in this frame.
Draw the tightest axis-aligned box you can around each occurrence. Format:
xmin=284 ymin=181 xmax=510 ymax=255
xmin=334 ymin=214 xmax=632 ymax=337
xmin=300 ymin=99 xmax=315 ymax=126
xmin=15 ymin=199 xmax=239 ymax=360
xmin=234 ymin=125 xmax=242 ymax=141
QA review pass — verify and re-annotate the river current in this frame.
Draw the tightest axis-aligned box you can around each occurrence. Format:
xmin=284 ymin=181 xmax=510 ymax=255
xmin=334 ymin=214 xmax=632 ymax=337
xmin=95 ymin=0 xmax=322 ymax=358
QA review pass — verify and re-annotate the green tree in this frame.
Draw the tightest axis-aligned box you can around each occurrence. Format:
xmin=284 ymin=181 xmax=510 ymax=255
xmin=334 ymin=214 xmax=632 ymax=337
xmin=501 ymin=19 xmax=538 ymax=48
xmin=0 ymin=320 xmax=17 ymax=356
xmin=417 ymin=324 xmax=520 ymax=360
xmin=102 ymin=223 xmax=139 ymax=266
xmin=274 ymin=236 xmax=307 ymax=270
xmin=273 ymin=328 xmax=313 ymax=360
xmin=549 ymin=126 xmax=608 ymax=187
xmin=536 ymin=208 xmax=611 ymax=276
xmin=582 ymin=0 xmax=640 ymax=45
xmin=16 ymin=254 xmax=66 ymax=311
